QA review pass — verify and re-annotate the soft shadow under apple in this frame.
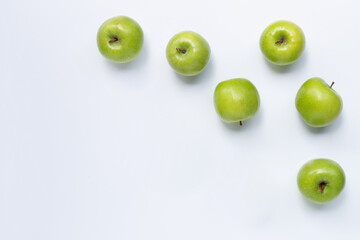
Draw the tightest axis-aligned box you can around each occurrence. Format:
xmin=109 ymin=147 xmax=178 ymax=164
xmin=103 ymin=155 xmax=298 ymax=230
xmin=298 ymin=113 xmax=343 ymax=134
xmin=104 ymin=40 xmax=149 ymax=71
xmin=263 ymin=50 xmax=307 ymax=74
xmin=301 ymin=189 xmax=346 ymax=211
xmin=220 ymin=108 xmax=263 ymax=132
xmin=174 ymin=59 xmax=215 ymax=86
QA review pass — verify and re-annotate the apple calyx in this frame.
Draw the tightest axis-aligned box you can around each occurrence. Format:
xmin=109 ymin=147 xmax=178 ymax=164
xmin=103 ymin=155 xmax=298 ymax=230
xmin=275 ymin=36 xmax=286 ymax=45
xmin=318 ymin=181 xmax=328 ymax=193
xmin=176 ymin=48 xmax=187 ymax=54
xmin=108 ymin=36 xmax=120 ymax=44
xmin=330 ymin=82 xmax=335 ymax=89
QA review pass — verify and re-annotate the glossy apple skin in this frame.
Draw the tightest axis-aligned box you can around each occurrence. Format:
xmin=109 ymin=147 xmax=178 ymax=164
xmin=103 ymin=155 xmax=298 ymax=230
xmin=97 ymin=16 xmax=143 ymax=63
xmin=297 ymin=159 xmax=345 ymax=204
xmin=166 ymin=31 xmax=210 ymax=76
xmin=214 ymin=78 xmax=260 ymax=123
xmin=295 ymin=77 xmax=342 ymax=127
xmin=260 ymin=20 xmax=305 ymax=65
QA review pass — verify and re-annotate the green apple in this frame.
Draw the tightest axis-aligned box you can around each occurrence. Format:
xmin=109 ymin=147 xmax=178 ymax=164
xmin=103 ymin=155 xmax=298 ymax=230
xmin=97 ymin=16 xmax=143 ymax=63
xmin=214 ymin=78 xmax=260 ymax=125
xmin=166 ymin=31 xmax=210 ymax=76
xmin=297 ymin=159 xmax=345 ymax=204
xmin=260 ymin=20 xmax=305 ymax=65
xmin=295 ymin=77 xmax=342 ymax=127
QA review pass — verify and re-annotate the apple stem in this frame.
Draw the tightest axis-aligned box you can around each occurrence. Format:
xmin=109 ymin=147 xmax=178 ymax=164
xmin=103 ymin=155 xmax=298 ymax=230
xmin=275 ymin=36 xmax=286 ymax=45
xmin=318 ymin=181 xmax=328 ymax=193
xmin=330 ymin=82 xmax=335 ymax=88
xmin=239 ymin=121 xmax=242 ymax=126
xmin=109 ymin=36 xmax=119 ymax=44
xmin=176 ymin=48 xmax=187 ymax=54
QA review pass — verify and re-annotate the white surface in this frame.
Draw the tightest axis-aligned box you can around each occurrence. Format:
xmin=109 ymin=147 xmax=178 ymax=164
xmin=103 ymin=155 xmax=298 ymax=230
xmin=1 ymin=0 xmax=360 ymax=239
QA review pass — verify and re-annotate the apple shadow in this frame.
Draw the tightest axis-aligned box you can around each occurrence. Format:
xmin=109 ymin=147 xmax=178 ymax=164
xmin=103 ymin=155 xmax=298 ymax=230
xmin=104 ymin=40 xmax=149 ymax=71
xmin=263 ymin=50 xmax=307 ymax=74
xmin=220 ymin=108 xmax=263 ymax=132
xmin=301 ymin=190 xmax=346 ymax=211
xmin=297 ymin=114 xmax=343 ymax=134
xmin=174 ymin=58 xmax=215 ymax=86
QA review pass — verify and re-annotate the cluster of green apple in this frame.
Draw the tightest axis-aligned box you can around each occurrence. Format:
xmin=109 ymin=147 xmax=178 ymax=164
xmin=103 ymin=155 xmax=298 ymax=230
xmin=97 ymin=16 xmax=345 ymax=204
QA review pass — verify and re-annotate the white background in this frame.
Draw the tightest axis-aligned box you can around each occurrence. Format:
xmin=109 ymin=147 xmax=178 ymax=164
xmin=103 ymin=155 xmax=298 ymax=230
xmin=1 ymin=0 xmax=360 ymax=239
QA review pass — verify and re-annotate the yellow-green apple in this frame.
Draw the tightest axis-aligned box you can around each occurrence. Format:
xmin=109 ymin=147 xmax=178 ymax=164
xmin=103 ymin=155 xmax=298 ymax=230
xmin=297 ymin=158 xmax=345 ymax=204
xmin=295 ymin=77 xmax=342 ymax=127
xmin=97 ymin=16 xmax=143 ymax=63
xmin=214 ymin=78 xmax=260 ymax=125
xmin=260 ymin=20 xmax=305 ymax=65
xmin=166 ymin=31 xmax=210 ymax=76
